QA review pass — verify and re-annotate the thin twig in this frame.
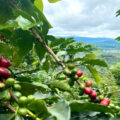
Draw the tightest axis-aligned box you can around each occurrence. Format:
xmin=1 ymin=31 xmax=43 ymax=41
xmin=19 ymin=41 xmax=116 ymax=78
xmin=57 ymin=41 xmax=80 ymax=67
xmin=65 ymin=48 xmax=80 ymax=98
xmin=3 ymin=102 xmax=16 ymax=113
xmin=9 ymin=88 xmax=18 ymax=102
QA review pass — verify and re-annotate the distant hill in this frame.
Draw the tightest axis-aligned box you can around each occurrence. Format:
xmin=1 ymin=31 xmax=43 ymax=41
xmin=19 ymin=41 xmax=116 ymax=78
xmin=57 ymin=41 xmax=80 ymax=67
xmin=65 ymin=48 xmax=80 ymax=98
xmin=73 ymin=37 xmax=120 ymax=50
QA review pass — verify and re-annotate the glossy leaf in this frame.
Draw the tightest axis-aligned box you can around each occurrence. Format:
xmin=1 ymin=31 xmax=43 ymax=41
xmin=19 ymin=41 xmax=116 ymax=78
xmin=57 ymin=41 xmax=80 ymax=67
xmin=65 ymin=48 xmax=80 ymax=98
xmin=34 ymin=0 xmax=43 ymax=12
xmin=48 ymin=101 xmax=70 ymax=120
xmin=86 ymin=65 xmax=101 ymax=85
xmin=70 ymin=101 xmax=113 ymax=113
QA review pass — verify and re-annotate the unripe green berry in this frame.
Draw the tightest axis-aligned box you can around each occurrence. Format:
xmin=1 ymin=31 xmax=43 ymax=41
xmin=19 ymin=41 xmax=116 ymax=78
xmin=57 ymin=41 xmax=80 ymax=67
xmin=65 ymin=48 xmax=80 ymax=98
xmin=5 ymin=78 xmax=15 ymax=86
xmin=27 ymin=95 xmax=35 ymax=103
xmin=13 ymin=84 xmax=21 ymax=91
xmin=18 ymin=96 xmax=28 ymax=106
xmin=14 ymin=91 xmax=22 ymax=98
xmin=18 ymin=108 xmax=28 ymax=116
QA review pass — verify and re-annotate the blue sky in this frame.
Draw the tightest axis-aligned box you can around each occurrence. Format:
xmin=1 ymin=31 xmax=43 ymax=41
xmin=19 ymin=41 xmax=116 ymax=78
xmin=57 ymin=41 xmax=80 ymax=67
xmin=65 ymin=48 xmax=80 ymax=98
xmin=43 ymin=0 xmax=120 ymax=38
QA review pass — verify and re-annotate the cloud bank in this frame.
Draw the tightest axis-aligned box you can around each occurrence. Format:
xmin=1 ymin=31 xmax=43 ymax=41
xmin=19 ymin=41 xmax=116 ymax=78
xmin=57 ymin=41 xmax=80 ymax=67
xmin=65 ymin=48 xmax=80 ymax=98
xmin=43 ymin=0 xmax=120 ymax=38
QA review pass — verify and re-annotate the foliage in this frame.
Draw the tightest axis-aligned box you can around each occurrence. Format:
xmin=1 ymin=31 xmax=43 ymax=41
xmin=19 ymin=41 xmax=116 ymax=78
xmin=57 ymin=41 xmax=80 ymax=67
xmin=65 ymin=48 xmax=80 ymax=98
xmin=0 ymin=0 xmax=119 ymax=120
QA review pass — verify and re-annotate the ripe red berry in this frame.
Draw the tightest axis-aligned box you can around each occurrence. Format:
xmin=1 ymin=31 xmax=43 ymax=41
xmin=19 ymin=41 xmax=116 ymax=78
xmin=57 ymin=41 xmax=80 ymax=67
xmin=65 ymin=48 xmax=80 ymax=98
xmin=89 ymin=90 xmax=97 ymax=99
xmin=0 ymin=58 xmax=11 ymax=68
xmin=0 ymin=67 xmax=11 ymax=78
xmin=1 ymin=35 xmax=6 ymax=41
xmin=100 ymin=100 xmax=109 ymax=106
xmin=76 ymin=70 xmax=83 ymax=77
xmin=86 ymin=80 xmax=92 ymax=87
xmin=103 ymin=98 xmax=110 ymax=105
xmin=84 ymin=87 xmax=92 ymax=95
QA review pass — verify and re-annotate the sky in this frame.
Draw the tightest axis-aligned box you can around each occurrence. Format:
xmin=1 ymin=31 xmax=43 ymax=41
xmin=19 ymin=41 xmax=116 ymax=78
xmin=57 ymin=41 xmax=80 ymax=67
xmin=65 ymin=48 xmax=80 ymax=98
xmin=43 ymin=0 xmax=120 ymax=38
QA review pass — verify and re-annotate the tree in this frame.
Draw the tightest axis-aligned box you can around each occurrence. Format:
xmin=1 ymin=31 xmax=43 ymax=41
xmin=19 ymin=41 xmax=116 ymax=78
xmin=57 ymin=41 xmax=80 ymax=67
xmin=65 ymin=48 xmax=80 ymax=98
xmin=0 ymin=0 xmax=119 ymax=120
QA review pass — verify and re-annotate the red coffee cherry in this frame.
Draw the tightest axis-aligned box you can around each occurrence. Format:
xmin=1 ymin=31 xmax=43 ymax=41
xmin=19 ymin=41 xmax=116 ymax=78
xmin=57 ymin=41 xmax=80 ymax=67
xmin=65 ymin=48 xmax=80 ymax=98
xmin=0 ymin=58 xmax=11 ymax=68
xmin=0 ymin=67 xmax=11 ymax=78
xmin=76 ymin=70 xmax=83 ymax=77
xmin=86 ymin=80 xmax=92 ymax=87
xmin=84 ymin=87 xmax=92 ymax=95
xmin=100 ymin=100 xmax=109 ymax=106
xmin=103 ymin=98 xmax=110 ymax=105
xmin=89 ymin=90 xmax=97 ymax=99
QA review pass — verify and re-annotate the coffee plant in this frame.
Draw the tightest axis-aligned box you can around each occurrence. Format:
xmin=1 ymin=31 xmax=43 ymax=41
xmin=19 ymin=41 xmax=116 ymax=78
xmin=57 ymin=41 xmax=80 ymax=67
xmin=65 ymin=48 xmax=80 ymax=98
xmin=0 ymin=0 xmax=120 ymax=120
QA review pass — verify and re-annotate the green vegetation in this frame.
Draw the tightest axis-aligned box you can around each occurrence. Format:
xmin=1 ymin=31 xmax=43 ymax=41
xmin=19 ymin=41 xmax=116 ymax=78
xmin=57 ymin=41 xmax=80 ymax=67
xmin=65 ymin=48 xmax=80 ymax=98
xmin=0 ymin=0 xmax=120 ymax=120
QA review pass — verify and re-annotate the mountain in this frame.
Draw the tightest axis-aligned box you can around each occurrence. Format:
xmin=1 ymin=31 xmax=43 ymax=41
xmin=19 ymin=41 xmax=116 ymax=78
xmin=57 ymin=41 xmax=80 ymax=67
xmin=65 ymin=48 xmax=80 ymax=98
xmin=73 ymin=37 xmax=120 ymax=51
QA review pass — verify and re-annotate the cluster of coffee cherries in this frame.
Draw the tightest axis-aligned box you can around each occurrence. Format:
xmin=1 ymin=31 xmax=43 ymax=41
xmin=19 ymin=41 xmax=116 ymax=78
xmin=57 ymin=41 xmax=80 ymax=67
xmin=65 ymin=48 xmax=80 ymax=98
xmin=63 ymin=65 xmax=83 ymax=86
xmin=84 ymin=81 xmax=110 ymax=106
xmin=0 ymin=35 xmax=6 ymax=41
xmin=0 ymin=56 xmax=35 ymax=117
xmin=62 ymin=64 xmax=111 ymax=107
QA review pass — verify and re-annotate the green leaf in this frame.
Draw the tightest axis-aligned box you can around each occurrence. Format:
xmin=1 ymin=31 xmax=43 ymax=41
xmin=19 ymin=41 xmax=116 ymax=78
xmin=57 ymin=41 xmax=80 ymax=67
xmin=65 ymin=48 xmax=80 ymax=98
xmin=0 ymin=114 xmax=15 ymax=120
xmin=0 ymin=20 xmax=18 ymax=30
xmin=0 ymin=0 xmax=15 ymax=24
xmin=16 ymin=16 xmax=42 ymax=30
xmin=34 ymin=40 xmax=46 ymax=60
xmin=70 ymin=101 xmax=113 ymax=113
xmin=0 ymin=90 xmax=9 ymax=100
xmin=0 ymin=42 xmax=13 ymax=57
xmin=48 ymin=0 xmax=61 ymax=3
xmin=82 ymin=53 xmax=107 ymax=67
xmin=28 ymin=99 xmax=50 ymax=118
xmin=19 ymin=82 xmax=48 ymax=96
xmin=50 ymin=80 xmax=72 ymax=91
xmin=86 ymin=65 xmax=101 ymax=85
xmin=10 ymin=29 xmax=35 ymax=66
xmin=34 ymin=0 xmax=44 ymax=12
xmin=48 ymin=101 xmax=70 ymax=120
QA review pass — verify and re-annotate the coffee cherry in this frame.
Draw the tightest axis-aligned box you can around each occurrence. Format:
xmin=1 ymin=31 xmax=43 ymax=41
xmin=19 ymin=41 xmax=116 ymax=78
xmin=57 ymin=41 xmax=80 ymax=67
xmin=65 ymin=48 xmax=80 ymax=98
xmin=115 ymin=106 xmax=120 ymax=111
xmin=18 ymin=108 xmax=28 ymax=116
xmin=103 ymin=98 xmax=110 ymax=105
xmin=84 ymin=87 xmax=92 ymax=95
xmin=79 ymin=84 xmax=85 ymax=89
xmin=13 ymin=84 xmax=21 ymax=91
xmin=27 ymin=95 xmax=35 ymax=102
xmin=76 ymin=70 xmax=83 ymax=77
xmin=14 ymin=91 xmax=22 ymax=98
xmin=1 ymin=35 xmax=6 ymax=41
xmin=0 ymin=58 xmax=11 ymax=68
xmin=73 ymin=75 xmax=79 ymax=81
xmin=71 ymin=69 xmax=78 ymax=75
xmin=18 ymin=96 xmax=28 ymax=106
xmin=100 ymin=100 xmax=109 ymax=106
xmin=89 ymin=90 xmax=97 ymax=99
xmin=99 ymin=95 xmax=104 ymax=101
xmin=0 ymin=56 xmax=3 ymax=61
xmin=86 ymin=80 xmax=92 ymax=87
xmin=91 ymin=97 xmax=101 ymax=103
xmin=5 ymin=78 xmax=15 ymax=86
xmin=67 ymin=64 xmax=75 ymax=69
xmin=0 ymin=67 xmax=11 ymax=78
xmin=0 ymin=82 xmax=5 ymax=89
xmin=63 ymin=69 xmax=71 ymax=76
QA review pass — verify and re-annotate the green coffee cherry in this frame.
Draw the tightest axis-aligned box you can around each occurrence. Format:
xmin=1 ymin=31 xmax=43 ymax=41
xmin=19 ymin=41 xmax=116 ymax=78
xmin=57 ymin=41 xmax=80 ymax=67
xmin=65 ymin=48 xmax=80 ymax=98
xmin=63 ymin=69 xmax=71 ymax=76
xmin=99 ymin=95 xmax=104 ymax=101
xmin=18 ymin=96 xmax=28 ymax=106
xmin=71 ymin=69 xmax=77 ymax=75
xmin=14 ymin=91 xmax=22 ymax=98
xmin=67 ymin=64 xmax=75 ymax=69
xmin=13 ymin=84 xmax=21 ymax=91
xmin=18 ymin=108 xmax=28 ymax=116
xmin=5 ymin=78 xmax=15 ymax=86
xmin=27 ymin=95 xmax=35 ymax=102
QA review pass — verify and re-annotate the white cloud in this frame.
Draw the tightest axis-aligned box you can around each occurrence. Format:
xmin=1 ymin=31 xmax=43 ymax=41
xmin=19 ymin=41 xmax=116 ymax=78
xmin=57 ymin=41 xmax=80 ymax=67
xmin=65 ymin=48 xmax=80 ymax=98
xmin=43 ymin=0 xmax=120 ymax=38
